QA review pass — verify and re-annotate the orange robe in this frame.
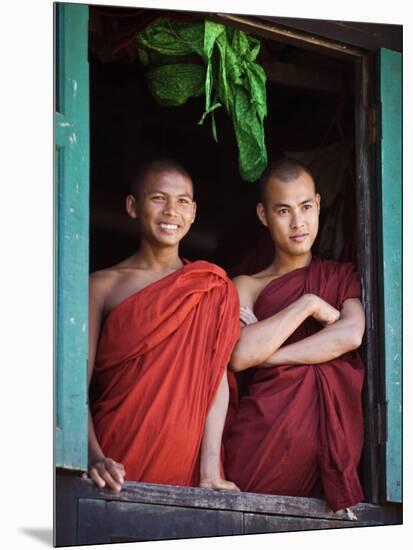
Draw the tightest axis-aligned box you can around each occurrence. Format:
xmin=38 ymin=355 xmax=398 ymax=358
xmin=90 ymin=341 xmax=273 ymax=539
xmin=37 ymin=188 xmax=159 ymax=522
xmin=223 ymin=258 xmax=365 ymax=511
xmin=90 ymin=260 xmax=240 ymax=486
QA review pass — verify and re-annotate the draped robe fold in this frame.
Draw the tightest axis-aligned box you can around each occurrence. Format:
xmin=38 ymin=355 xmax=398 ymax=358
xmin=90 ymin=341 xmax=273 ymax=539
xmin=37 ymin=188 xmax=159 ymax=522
xmin=223 ymin=258 xmax=365 ymax=511
xmin=90 ymin=260 xmax=240 ymax=487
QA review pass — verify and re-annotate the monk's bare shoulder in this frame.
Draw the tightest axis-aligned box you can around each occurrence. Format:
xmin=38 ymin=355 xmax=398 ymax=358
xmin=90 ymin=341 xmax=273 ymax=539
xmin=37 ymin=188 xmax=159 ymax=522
xmin=89 ymin=268 xmax=123 ymax=308
xmin=232 ymin=275 xmax=262 ymax=308
xmin=232 ymin=267 xmax=277 ymax=308
xmin=89 ymin=255 xmax=137 ymax=291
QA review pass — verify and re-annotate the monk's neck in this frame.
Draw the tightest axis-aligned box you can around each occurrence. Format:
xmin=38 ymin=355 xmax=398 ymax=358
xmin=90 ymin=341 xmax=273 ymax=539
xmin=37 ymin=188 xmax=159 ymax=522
xmin=270 ymin=251 xmax=312 ymax=277
xmin=130 ymin=243 xmax=183 ymax=272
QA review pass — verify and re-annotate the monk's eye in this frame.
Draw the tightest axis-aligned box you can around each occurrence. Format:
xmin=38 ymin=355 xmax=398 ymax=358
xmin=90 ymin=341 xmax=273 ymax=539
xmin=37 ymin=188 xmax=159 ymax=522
xmin=178 ymin=198 xmax=191 ymax=205
xmin=278 ymin=209 xmax=288 ymax=215
xmin=151 ymin=195 xmax=165 ymax=201
xmin=303 ymin=204 xmax=312 ymax=210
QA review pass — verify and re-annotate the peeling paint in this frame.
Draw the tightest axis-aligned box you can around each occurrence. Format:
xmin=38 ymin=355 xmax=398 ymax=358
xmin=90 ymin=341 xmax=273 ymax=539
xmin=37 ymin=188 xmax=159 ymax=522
xmin=69 ymin=208 xmax=75 ymax=214
xmin=386 ymin=322 xmax=396 ymax=337
xmin=69 ymin=133 xmax=78 ymax=145
xmin=81 ymin=323 xmax=87 ymax=333
xmin=70 ymin=317 xmax=76 ymax=325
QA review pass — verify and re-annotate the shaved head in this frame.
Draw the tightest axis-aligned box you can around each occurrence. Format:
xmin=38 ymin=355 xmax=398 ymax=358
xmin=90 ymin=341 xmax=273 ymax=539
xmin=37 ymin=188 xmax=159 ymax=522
xmin=130 ymin=158 xmax=193 ymax=199
xmin=259 ymin=157 xmax=316 ymax=203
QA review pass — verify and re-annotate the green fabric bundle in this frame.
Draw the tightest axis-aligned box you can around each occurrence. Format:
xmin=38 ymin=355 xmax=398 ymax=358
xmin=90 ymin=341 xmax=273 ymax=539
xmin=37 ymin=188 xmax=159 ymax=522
xmin=137 ymin=18 xmax=267 ymax=182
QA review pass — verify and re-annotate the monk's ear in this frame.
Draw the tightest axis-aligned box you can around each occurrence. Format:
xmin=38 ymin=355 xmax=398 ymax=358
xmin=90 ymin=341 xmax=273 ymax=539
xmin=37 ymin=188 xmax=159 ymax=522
xmin=315 ymin=193 xmax=321 ymax=213
xmin=256 ymin=202 xmax=268 ymax=227
xmin=191 ymin=201 xmax=197 ymax=224
xmin=126 ymin=194 xmax=138 ymax=219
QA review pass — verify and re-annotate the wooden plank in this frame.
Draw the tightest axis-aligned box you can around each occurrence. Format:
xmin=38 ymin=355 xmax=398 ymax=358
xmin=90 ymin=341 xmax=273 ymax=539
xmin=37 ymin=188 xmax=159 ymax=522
xmin=55 ymin=469 xmax=81 ymax=547
xmin=208 ymin=13 xmax=364 ymax=60
xmin=353 ymin=54 xmax=382 ymax=504
xmin=54 ymin=2 xmax=90 ymax=471
xmin=55 ymin=471 xmax=401 ymax=544
xmin=78 ymin=499 xmax=110 ymax=545
xmin=255 ymin=17 xmax=402 ymax=53
xmin=106 ymin=501 xmax=243 ymax=542
xmin=378 ymin=48 xmax=402 ymax=503
xmin=261 ymin=60 xmax=349 ymax=94
xmin=243 ymin=513 xmax=373 ymax=534
xmin=77 ymin=478 xmax=385 ymax=524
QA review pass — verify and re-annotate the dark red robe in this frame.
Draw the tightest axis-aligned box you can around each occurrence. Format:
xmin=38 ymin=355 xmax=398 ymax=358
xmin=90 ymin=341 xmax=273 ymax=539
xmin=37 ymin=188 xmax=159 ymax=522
xmin=223 ymin=258 xmax=365 ymax=511
xmin=90 ymin=260 xmax=240 ymax=487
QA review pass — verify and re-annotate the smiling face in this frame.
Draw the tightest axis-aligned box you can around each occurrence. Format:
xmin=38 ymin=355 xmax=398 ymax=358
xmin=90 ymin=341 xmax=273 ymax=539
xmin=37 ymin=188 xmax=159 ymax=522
xmin=257 ymin=169 xmax=320 ymax=262
xmin=126 ymin=169 xmax=196 ymax=249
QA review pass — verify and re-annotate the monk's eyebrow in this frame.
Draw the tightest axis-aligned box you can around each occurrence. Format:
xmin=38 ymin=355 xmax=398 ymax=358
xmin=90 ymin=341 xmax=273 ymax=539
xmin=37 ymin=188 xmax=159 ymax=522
xmin=273 ymin=198 xmax=314 ymax=208
xmin=146 ymin=189 xmax=193 ymax=199
xmin=273 ymin=202 xmax=291 ymax=208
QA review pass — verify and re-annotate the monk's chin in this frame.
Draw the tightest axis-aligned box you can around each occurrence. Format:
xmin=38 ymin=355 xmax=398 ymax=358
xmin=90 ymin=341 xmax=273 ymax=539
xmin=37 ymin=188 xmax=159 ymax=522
xmin=286 ymin=245 xmax=313 ymax=257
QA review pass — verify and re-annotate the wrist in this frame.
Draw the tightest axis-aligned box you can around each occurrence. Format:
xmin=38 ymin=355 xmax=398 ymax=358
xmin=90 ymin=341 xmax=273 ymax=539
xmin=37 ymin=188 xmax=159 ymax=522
xmin=302 ymin=294 xmax=317 ymax=316
xmin=271 ymin=347 xmax=286 ymax=365
xmin=200 ymin=452 xmax=221 ymax=478
xmin=88 ymin=450 xmax=105 ymax=466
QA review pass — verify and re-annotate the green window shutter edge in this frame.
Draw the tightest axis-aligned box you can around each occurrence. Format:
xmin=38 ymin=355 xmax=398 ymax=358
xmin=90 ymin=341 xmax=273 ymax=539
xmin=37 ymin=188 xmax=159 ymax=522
xmin=55 ymin=2 xmax=90 ymax=471
xmin=378 ymin=48 xmax=402 ymax=503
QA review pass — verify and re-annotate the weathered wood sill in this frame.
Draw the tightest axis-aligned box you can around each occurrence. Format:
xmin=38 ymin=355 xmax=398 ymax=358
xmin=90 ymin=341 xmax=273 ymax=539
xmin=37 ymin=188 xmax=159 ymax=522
xmin=55 ymin=469 xmax=402 ymax=546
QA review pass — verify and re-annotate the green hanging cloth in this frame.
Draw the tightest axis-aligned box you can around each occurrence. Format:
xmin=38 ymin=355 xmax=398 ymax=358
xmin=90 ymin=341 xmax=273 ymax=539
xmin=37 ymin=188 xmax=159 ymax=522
xmin=137 ymin=18 xmax=267 ymax=182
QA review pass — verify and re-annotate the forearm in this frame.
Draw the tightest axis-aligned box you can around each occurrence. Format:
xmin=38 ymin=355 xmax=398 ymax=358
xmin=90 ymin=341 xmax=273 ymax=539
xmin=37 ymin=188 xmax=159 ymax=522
xmin=88 ymin=409 xmax=106 ymax=464
xmin=230 ymin=294 xmax=315 ymax=371
xmin=199 ymin=372 xmax=228 ymax=481
xmin=263 ymin=318 xmax=363 ymax=366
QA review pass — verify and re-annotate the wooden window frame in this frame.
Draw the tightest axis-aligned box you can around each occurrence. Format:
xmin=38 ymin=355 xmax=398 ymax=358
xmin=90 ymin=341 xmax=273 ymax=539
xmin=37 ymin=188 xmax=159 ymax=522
xmin=55 ymin=11 xmax=403 ymax=547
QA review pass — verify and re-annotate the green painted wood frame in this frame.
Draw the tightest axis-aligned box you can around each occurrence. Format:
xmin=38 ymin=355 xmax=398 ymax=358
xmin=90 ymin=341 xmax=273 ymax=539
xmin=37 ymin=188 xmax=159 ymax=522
xmin=378 ymin=48 xmax=402 ymax=502
xmin=55 ymin=2 xmax=90 ymax=470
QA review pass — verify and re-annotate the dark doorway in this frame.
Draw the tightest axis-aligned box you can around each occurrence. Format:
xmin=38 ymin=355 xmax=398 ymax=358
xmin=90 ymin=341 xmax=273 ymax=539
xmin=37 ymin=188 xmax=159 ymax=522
xmin=88 ymin=7 xmax=357 ymax=278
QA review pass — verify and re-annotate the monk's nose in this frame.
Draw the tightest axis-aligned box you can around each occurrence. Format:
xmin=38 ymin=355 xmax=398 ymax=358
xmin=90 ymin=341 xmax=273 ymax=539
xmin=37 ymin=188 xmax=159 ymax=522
xmin=291 ymin=212 xmax=305 ymax=229
xmin=162 ymin=200 xmax=178 ymax=217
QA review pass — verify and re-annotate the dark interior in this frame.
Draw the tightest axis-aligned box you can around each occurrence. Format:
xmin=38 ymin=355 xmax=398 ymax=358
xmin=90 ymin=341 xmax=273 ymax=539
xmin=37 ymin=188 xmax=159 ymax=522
xmin=87 ymin=5 xmax=381 ymax=502
xmin=88 ymin=7 xmax=357 ymax=276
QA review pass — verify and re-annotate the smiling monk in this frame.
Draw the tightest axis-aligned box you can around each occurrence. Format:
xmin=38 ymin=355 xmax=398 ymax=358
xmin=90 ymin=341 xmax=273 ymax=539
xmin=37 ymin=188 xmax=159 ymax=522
xmin=223 ymin=157 xmax=366 ymax=512
xmin=85 ymin=159 xmax=240 ymax=493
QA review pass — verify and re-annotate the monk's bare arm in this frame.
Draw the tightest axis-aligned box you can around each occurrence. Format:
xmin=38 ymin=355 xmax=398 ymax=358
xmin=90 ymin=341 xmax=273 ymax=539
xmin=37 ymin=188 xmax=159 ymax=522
xmin=199 ymin=372 xmax=240 ymax=491
xmin=229 ymin=276 xmax=339 ymax=372
xmin=83 ymin=272 xmax=125 ymax=492
xmin=263 ymin=298 xmax=365 ymax=366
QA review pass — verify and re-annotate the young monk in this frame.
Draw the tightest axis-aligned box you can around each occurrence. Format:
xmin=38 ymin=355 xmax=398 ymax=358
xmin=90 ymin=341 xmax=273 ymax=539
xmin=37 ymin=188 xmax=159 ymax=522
xmin=223 ymin=157 xmax=366 ymax=512
xmin=84 ymin=159 xmax=240 ymax=493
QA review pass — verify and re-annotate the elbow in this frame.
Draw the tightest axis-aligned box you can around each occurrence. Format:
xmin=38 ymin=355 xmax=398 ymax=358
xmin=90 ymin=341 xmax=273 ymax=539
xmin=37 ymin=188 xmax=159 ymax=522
xmin=351 ymin=333 xmax=363 ymax=351
xmin=346 ymin=322 xmax=364 ymax=351
xmin=229 ymin=357 xmax=243 ymax=373
xmin=229 ymin=350 xmax=248 ymax=373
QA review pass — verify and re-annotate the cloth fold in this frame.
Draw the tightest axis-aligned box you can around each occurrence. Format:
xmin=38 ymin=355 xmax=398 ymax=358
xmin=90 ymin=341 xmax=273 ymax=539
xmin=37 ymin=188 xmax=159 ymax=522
xmin=223 ymin=258 xmax=365 ymax=511
xmin=90 ymin=260 xmax=240 ymax=486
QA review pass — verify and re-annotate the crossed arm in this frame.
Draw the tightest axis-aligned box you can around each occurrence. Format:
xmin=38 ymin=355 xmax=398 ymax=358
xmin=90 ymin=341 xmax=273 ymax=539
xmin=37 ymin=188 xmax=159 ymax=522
xmin=261 ymin=298 xmax=365 ymax=367
xmin=230 ymin=275 xmax=365 ymax=372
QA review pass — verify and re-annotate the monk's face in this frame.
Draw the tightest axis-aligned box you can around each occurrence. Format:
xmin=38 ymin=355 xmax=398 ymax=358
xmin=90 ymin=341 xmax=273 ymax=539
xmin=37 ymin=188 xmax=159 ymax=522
xmin=257 ymin=170 xmax=320 ymax=259
xmin=126 ymin=169 xmax=196 ymax=247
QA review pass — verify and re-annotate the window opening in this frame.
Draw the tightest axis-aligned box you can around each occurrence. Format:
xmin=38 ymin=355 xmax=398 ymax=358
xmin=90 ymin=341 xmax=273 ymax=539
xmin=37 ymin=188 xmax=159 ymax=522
xmin=88 ymin=6 xmax=377 ymax=503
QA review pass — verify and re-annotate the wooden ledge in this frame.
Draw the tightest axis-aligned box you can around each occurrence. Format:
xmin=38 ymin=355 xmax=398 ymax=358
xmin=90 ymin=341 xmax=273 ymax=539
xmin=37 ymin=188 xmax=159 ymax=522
xmin=61 ymin=472 xmax=385 ymax=524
